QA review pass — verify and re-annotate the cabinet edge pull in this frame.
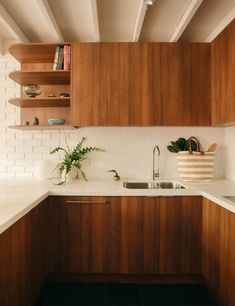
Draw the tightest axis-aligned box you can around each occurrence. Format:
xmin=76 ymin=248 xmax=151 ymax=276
xmin=66 ymin=200 xmax=109 ymax=205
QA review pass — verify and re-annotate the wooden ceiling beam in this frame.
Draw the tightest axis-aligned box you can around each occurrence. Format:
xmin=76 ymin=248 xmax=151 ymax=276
xmin=36 ymin=0 xmax=64 ymax=41
xmin=89 ymin=0 xmax=100 ymax=42
xmin=0 ymin=3 xmax=28 ymax=42
xmin=132 ymin=0 xmax=148 ymax=42
xmin=169 ymin=0 xmax=203 ymax=42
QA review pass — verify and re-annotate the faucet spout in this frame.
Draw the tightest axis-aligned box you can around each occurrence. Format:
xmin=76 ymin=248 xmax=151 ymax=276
xmin=153 ymin=145 xmax=160 ymax=180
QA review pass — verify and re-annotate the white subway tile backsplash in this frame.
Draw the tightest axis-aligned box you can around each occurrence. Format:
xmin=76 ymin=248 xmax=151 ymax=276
xmin=7 ymin=166 xmax=24 ymax=173
xmin=33 ymin=133 xmax=51 ymax=140
xmin=0 ymin=146 xmax=15 ymax=153
xmin=16 ymin=146 xmax=32 ymax=153
xmin=24 ymin=139 xmax=41 ymax=146
xmin=25 ymin=153 xmax=42 ymax=160
xmin=8 ymin=152 xmax=24 ymax=160
xmin=7 ymin=139 xmax=24 ymax=146
xmin=16 ymin=132 xmax=33 ymax=140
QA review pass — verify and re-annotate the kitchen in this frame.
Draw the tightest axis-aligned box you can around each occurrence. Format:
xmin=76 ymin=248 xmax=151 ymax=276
xmin=0 ymin=0 xmax=235 ymax=306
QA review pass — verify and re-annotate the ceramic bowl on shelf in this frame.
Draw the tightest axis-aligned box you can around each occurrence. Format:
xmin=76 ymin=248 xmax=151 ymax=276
xmin=23 ymin=84 xmax=41 ymax=98
xmin=48 ymin=118 xmax=65 ymax=125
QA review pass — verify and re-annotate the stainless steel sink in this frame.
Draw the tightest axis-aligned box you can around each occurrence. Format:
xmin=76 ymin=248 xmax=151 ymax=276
xmin=123 ymin=181 xmax=186 ymax=189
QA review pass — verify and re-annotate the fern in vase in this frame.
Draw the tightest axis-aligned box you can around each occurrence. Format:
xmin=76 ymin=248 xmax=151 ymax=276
xmin=50 ymin=136 xmax=104 ymax=185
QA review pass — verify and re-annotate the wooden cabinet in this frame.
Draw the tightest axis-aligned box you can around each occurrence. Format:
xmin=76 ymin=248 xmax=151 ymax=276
xmin=157 ymin=44 xmax=210 ymax=126
xmin=71 ymin=43 xmax=154 ymax=126
xmin=211 ymin=19 xmax=235 ymax=126
xmin=71 ymin=42 xmax=210 ymax=127
xmin=159 ymin=196 xmax=202 ymax=274
xmin=0 ymin=198 xmax=53 ymax=306
xmin=120 ymin=197 xmax=160 ymax=273
xmin=8 ymin=43 xmax=75 ymax=130
xmin=59 ymin=195 xmax=202 ymax=275
xmin=202 ymin=198 xmax=235 ymax=306
xmin=65 ymin=196 xmax=121 ymax=273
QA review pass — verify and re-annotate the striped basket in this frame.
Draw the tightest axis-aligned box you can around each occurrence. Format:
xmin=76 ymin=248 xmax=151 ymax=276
xmin=176 ymin=137 xmax=215 ymax=182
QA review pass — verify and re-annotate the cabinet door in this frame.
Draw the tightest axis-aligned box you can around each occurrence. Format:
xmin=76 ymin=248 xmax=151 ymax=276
xmin=120 ymin=197 xmax=160 ymax=274
xmin=202 ymin=198 xmax=230 ymax=306
xmin=159 ymin=44 xmax=210 ymax=126
xmin=109 ymin=43 xmax=153 ymax=125
xmin=71 ymin=43 xmax=154 ymax=126
xmin=0 ymin=198 xmax=53 ymax=306
xmin=71 ymin=43 xmax=110 ymax=126
xmin=211 ymin=20 xmax=235 ymax=125
xmin=66 ymin=196 xmax=120 ymax=273
xmin=159 ymin=196 xmax=202 ymax=274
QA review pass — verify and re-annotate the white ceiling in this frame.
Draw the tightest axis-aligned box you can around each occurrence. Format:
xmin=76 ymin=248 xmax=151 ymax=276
xmin=0 ymin=0 xmax=234 ymax=50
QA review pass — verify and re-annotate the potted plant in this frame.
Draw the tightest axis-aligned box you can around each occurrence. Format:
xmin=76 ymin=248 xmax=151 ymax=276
xmin=50 ymin=136 xmax=104 ymax=185
xmin=167 ymin=137 xmax=197 ymax=153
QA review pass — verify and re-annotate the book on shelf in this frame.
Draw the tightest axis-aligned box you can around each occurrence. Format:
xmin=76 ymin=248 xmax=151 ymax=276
xmin=56 ymin=46 xmax=64 ymax=70
xmin=53 ymin=45 xmax=71 ymax=70
xmin=53 ymin=46 xmax=60 ymax=70
xmin=63 ymin=45 xmax=71 ymax=70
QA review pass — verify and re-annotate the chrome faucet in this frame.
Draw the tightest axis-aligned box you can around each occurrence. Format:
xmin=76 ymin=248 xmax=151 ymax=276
xmin=153 ymin=145 xmax=160 ymax=180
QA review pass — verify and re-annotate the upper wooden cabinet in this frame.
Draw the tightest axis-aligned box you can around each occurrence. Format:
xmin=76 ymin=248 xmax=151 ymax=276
xmin=71 ymin=42 xmax=211 ymax=126
xmin=211 ymin=19 xmax=235 ymax=126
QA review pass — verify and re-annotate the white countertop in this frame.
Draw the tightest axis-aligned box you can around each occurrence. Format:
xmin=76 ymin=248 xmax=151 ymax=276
xmin=0 ymin=177 xmax=235 ymax=234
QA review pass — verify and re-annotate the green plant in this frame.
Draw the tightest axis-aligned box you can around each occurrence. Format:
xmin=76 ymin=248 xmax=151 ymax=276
xmin=167 ymin=137 xmax=197 ymax=153
xmin=50 ymin=136 xmax=104 ymax=185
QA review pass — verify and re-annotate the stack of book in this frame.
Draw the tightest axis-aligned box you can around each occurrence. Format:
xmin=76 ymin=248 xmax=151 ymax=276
xmin=53 ymin=45 xmax=70 ymax=70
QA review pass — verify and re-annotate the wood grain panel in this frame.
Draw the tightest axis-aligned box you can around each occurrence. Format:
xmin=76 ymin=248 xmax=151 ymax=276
xmin=202 ymin=198 xmax=230 ymax=306
xmin=71 ymin=43 xmax=110 ymax=126
xmin=0 ymin=199 xmax=53 ymax=306
xmin=159 ymin=196 xmax=202 ymax=274
xmin=228 ymin=211 xmax=235 ymax=306
xmin=66 ymin=196 xmax=121 ymax=273
xmin=109 ymin=43 xmax=151 ymax=125
xmin=211 ymin=19 xmax=235 ymax=126
xmin=190 ymin=44 xmax=211 ymax=126
xmin=120 ymin=197 xmax=159 ymax=274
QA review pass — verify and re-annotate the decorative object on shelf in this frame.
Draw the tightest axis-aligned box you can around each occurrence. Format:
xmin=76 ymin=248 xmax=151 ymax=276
xmin=59 ymin=92 xmax=70 ymax=97
xmin=22 ymin=121 xmax=29 ymax=125
xmin=108 ymin=169 xmax=120 ymax=181
xmin=50 ymin=136 xmax=105 ymax=185
xmin=32 ymin=116 xmax=39 ymax=125
xmin=48 ymin=118 xmax=65 ymax=125
xmin=48 ymin=93 xmax=56 ymax=97
xmin=168 ymin=136 xmax=216 ymax=182
xmin=23 ymin=84 xmax=41 ymax=98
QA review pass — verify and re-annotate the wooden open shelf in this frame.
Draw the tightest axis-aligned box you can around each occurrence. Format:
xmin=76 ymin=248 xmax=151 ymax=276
xmin=9 ymin=43 xmax=71 ymax=63
xmin=9 ymin=70 xmax=70 ymax=85
xmin=8 ymin=125 xmax=78 ymax=130
xmin=9 ymin=97 xmax=70 ymax=108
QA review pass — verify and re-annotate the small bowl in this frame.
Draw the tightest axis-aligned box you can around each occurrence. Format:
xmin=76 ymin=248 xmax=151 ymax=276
xmin=48 ymin=118 xmax=65 ymax=125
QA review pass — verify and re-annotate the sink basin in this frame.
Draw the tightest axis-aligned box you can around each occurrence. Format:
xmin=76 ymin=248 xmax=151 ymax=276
xmin=123 ymin=181 xmax=186 ymax=189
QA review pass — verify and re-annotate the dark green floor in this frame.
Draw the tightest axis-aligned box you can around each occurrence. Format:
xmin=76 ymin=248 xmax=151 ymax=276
xmin=36 ymin=283 xmax=218 ymax=306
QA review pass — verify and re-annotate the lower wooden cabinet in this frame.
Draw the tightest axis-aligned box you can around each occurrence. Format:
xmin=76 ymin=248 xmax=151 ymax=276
xmin=202 ymin=198 xmax=235 ymax=306
xmin=159 ymin=196 xmax=202 ymax=274
xmin=65 ymin=196 xmax=121 ymax=273
xmin=0 ymin=198 xmax=53 ymax=306
xmin=56 ymin=195 xmax=202 ymax=275
xmin=120 ymin=197 xmax=160 ymax=274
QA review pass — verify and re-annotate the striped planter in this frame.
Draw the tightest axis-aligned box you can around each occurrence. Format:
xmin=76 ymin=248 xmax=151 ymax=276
xmin=177 ymin=151 xmax=215 ymax=182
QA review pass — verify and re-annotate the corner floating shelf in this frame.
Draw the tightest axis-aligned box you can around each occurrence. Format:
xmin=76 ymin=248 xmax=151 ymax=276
xmin=9 ymin=70 xmax=70 ymax=85
xmin=9 ymin=43 xmax=70 ymax=63
xmin=9 ymin=97 xmax=70 ymax=108
xmin=8 ymin=125 xmax=78 ymax=130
